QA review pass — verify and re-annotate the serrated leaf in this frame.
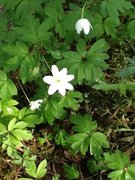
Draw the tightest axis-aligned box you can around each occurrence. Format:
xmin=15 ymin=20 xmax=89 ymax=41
xmin=68 ymin=133 xmax=89 ymax=154
xmin=55 ymin=129 xmax=69 ymax=146
xmin=13 ymin=121 xmax=28 ymax=129
xmin=0 ymin=71 xmax=17 ymax=100
xmin=101 ymin=0 xmax=133 ymax=24
xmin=127 ymin=20 xmax=135 ymax=39
xmin=104 ymin=17 xmax=117 ymax=37
xmin=36 ymin=159 xmax=47 ymax=179
xmin=8 ymin=118 xmax=17 ymax=131
xmin=126 ymin=164 xmax=135 ymax=179
xmin=2 ymin=42 xmax=28 ymax=57
xmin=88 ymin=39 xmax=109 ymax=54
xmin=0 ymin=123 xmax=7 ymax=134
xmin=26 ymin=161 xmax=37 ymax=178
xmin=93 ymin=80 xmax=119 ymax=91
xmin=76 ymin=39 xmax=86 ymax=57
xmin=64 ymin=164 xmax=79 ymax=180
xmin=22 ymin=114 xmax=42 ymax=128
xmin=104 ymin=150 xmax=130 ymax=170
xmin=90 ymin=132 xmax=109 ymax=156
xmin=108 ymin=170 xmax=124 ymax=180
xmin=12 ymin=129 xmax=33 ymax=141
xmin=70 ymin=115 xmax=97 ymax=134
xmin=15 ymin=17 xmax=39 ymax=43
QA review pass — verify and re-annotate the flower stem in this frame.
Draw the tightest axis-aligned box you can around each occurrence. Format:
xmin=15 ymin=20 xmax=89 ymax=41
xmin=18 ymin=81 xmax=30 ymax=103
xmin=81 ymin=2 xmax=88 ymax=19
xmin=42 ymin=56 xmax=51 ymax=72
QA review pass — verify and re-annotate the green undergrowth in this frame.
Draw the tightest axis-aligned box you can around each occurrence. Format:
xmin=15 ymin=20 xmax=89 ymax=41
xmin=0 ymin=0 xmax=135 ymax=179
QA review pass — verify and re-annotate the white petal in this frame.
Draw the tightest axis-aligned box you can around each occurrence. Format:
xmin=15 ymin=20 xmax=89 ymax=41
xmin=65 ymin=83 xmax=74 ymax=90
xmin=83 ymin=26 xmax=90 ymax=35
xmin=36 ymin=100 xmax=43 ymax=103
xmin=29 ymin=100 xmax=43 ymax=110
xmin=75 ymin=20 xmax=83 ymax=34
xmin=57 ymin=85 xmax=66 ymax=96
xmin=60 ymin=68 xmax=67 ymax=76
xmin=66 ymin=74 xmax=74 ymax=81
xmin=75 ymin=18 xmax=92 ymax=35
xmin=48 ymin=84 xmax=57 ymax=95
xmin=52 ymin=65 xmax=59 ymax=76
xmin=43 ymin=76 xmax=54 ymax=84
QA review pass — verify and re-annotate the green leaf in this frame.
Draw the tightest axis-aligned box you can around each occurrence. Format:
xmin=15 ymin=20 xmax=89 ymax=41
xmin=26 ymin=161 xmax=37 ymax=178
xmin=88 ymin=39 xmax=109 ymax=54
xmin=76 ymin=39 xmax=86 ymax=57
xmin=36 ymin=159 xmax=47 ymax=179
xmin=59 ymin=91 xmax=82 ymax=111
xmin=101 ymin=0 xmax=133 ymax=24
xmin=2 ymin=42 xmax=28 ymax=57
xmin=15 ymin=17 xmax=39 ymax=43
xmin=127 ymin=20 xmax=135 ymax=39
xmin=70 ymin=115 xmax=97 ymax=134
xmin=126 ymin=164 xmax=135 ymax=179
xmin=20 ymin=55 xmax=39 ymax=83
xmin=90 ymin=132 xmax=109 ymax=157
xmin=0 ymin=123 xmax=7 ymax=134
xmin=8 ymin=118 xmax=17 ymax=131
xmin=22 ymin=114 xmax=42 ymax=128
xmin=64 ymin=164 xmax=79 ymax=179
xmin=108 ymin=170 xmax=125 ymax=180
xmin=55 ymin=129 xmax=68 ymax=146
xmin=89 ymin=13 xmax=104 ymax=39
xmin=12 ymin=129 xmax=33 ymax=141
xmin=0 ymin=71 xmax=17 ymax=100
xmin=43 ymin=96 xmax=64 ymax=125
xmin=104 ymin=17 xmax=117 ymax=37
xmin=104 ymin=150 xmax=130 ymax=170
xmin=93 ymin=80 xmax=119 ymax=91
xmin=68 ymin=133 xmax=89 ymax=154
xmin=58 ymin=39 xmax=109 ymax=84
xmin=13 ymin=121 xmax=28 ymax=129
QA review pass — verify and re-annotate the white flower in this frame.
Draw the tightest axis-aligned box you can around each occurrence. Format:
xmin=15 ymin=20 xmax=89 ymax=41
xmin=29 ymin=100 xmax=43 ymax=110
xmin=75 ymin=18 xmax=93 ymax=35
xmin=43 ymin=65 xmax=74 ymax=96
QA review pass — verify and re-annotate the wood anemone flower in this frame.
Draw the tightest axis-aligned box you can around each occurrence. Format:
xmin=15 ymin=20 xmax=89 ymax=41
xmin=43 ymin=65 xmax=74 ymax=96
xmin=30 ymin=100 xmax=43 ymax=110
xmin=75 ymin=18 xmax=93 ymax=35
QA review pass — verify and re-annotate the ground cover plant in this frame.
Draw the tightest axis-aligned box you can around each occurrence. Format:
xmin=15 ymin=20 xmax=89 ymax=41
xmin=0 ymin=0 xmax=135 ymax=179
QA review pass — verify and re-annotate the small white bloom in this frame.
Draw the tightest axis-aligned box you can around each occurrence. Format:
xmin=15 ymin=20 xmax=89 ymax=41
xmin=75 ymin=18 xmax=93 ymax=35
xmin=43 ymin=65 xmax=74 ymax=96
xmin=29 ymin=100 xmax=43 ymax=110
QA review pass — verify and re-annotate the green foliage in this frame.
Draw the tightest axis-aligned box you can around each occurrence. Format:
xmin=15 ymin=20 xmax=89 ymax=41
xmin=21 ymin=159 xmax=47 ymax=179
xmin=104 ymin=150 xmax=135 ymax=180
xmin=0 ymin=0 xmax=135 ymax=179
xmin=11 ymin=148 xmax=36 ymax=167
xmin=0 ymin=71 xmax=17 ymax=100
xmin=127 ymin=20 xmax=135 ymax=39
xmin=0 ymin=118 xmax=33 ymax=156
xmin=118 ymin=56 xmax=135 ymax=78
xmin=93 ymin=80 xmax=135 ymax=95
xmin=58 ymin=39 xmax=109 ymax=84
xmin=55 ymin=129 xmax=69 ymax=146
xmin=68 ymin=115 xmax=109 ymax=156
xmin=100 ymin=0 xmax=133 ymax=24
xmin=43 ymin=91 xmax=82 ymax=125
xmin=64 ymin=163 xmax=80 ymax=180
xmin=19 ymin=108 xmax=43 ymax=127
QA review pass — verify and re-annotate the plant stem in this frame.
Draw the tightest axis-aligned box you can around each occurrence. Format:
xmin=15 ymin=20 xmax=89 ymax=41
xmin=42 ymin=55 xmax=51 ymax=72
xmin=18 ymin=81 xmax=30 ymax=103
xmin=81 ymin=2 xmax=88 ymax=19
